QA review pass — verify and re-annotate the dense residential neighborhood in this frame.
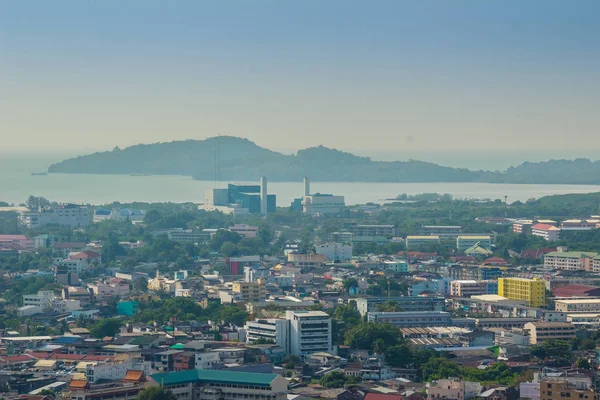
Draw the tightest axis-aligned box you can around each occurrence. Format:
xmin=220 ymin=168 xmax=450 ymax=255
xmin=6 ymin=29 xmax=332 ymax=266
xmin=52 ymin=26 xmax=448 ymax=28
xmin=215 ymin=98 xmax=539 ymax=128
xmin=1 ymin=190 xmax=600 ymax=400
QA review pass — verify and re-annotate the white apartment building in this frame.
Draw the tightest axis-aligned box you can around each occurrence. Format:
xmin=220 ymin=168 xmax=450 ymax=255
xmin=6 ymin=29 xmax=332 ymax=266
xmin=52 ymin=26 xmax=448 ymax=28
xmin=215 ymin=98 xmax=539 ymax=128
xmin=594 ymin=256 xmax=600 ymax=273
xmin=19 ymin=204 xmax=91 ymax=229
xmin=287 ymin=310 xmax=332 ymax=359
xmin=315 ymin=242 xmax=353 ymax=262
xmin=555 ymin=299 xmax=600 ymax=313
xmin=194 ymin=351 xmax=220 ymax=370
xmin=450 ymin=280 xmax=497 ymax=297
xmin=245 ymin=318 xmax=290 ymax=353
xmin=302 ymin=194 xmax=345 ymax=214
xmin=85 ymin=360 xmax=145 ymax=383
xmin=23 ymin=291 xmax=55 ymax=309
xmin=544 ymin=251 xmax=597 ymax=271
xmin=531 ymin=224 xmax=561 ymax=241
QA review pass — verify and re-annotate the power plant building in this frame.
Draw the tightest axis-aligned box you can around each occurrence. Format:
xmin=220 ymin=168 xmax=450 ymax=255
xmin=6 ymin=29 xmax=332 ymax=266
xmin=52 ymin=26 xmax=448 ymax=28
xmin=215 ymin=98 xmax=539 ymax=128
xmin=202 ymin=177 xmax=276 ymax=215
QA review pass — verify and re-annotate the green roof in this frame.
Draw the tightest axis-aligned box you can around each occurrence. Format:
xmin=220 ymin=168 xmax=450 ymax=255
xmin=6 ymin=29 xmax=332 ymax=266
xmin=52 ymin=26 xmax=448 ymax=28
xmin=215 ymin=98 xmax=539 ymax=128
xmin=151 ymin=369 xmax=277 ymax=387
xmin=170 ymin=343 xmax=184 ymax=350
xmin=545 ymin=251 xmax=598 ymax=258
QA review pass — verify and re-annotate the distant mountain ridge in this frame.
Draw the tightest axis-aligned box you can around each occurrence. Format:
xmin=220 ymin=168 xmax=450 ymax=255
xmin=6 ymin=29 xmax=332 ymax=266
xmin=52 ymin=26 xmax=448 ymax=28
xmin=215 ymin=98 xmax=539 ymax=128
xmin=47 ymin=136 xmax=600 ymax=184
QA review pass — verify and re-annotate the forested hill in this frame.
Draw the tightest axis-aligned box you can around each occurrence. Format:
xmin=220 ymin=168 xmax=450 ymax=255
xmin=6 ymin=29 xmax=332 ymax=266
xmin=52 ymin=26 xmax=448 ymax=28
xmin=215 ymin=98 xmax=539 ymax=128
xmin=47 ymin=136 xmax=600 ymax=184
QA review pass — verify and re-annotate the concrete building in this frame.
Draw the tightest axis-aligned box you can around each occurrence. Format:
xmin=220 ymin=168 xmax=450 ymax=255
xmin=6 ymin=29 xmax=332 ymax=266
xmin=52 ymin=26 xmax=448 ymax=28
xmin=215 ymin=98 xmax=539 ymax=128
xmin=555 ymin=298 xmax=600 ymax=313
xmin=539 ymin=379 xmax=597 ymax=400
xmin=419 ymin=225 xmax=463 ymax=239
xmin=229 ymin=224 xmax=259 ymax=238
xmin=88 ymin=281 xmax=130 ymax=301
xmin=560 ymin=219 xmax=600 ymax=231
xmin=167 ymin=229 xmax=211 ymax=244
xmin=149 ymin=369 xmax=288 ymax=400
xmin=544 ymin=251 xmax=597 ymax=271
xmin=202 ymin=180 xmax=276 ymax=215
xmin=594 ymin=256 xmax=600 ymax=273
xmin=23 ymin=291 xmax=55 ymax=309
xmin=314 ymin=242 xmax=353 ymax=262
xmin=287 ymin=310 xmax=332 ymax=358
xmin=367 ymin=311 xmax=452 ymax=328
xmin=0 ymin=234 xmax=33 ymax=251
xmin=346 ymin=224 xmax=398 ymax=243
xmin=302 ymin=193 xmax=345 ymax=215
xmin=287 ymin=252 xmax=325 ymax=268
xmin=232 ymin=280 xmax=266 ymax=303
xmin=450 ymin=280 xmax=498 ymax=297
xmin=19 ymin=204 xmax=91 ymax=229
xmin=427 ymin=379 xmax=482 ymax=400
xmin=531 ymin=224 xmax=561 ymax=241
xmin=356 ymin=297 xmax=446 ymax=316
xmin=245 ymin=318 xmax=290 ymax=353
xmin=227 ymin=255 xmax=261 ymax=275
xmin=405 ymin=236 xmax=440 ymax=249
xmin=523 ymin=322 xmax=576 ymax=345
xmin=93 ymin=208 xmax=145 ymax=223
xmin=498 ymin=277 xmax=546 ymax=307
xmin=457 ymin=236 xmax=492 ymax=251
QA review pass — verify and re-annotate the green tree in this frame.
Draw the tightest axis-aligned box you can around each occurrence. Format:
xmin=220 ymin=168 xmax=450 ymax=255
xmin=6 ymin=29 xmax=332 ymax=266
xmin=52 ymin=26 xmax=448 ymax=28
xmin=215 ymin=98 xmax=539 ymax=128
xmin=283 ymin=355 xmax=300 ymax=369
xmin=385 ymin=343 xmax=413 ymax=367
xmin=136 ymin=386 xmax=177 ymax=400
xmin=344 ymin=322 xmax=404 ymax=351
xmin=319 ymin=371 xmax=350 ymax=388
xmin=90 ymin=318 xmax=122 ymax=338
xmin=342 ymin=278 xmax=359 ymax=294
xmin=144 ymin=209 xmax=163 ymax=224
xmin=39 ymin=389 xmax=56 ymax=398
xmin=575 ymin=358 xmax=591 ymax=370
xmin=134 ymin=277 xmax=149 ymax=292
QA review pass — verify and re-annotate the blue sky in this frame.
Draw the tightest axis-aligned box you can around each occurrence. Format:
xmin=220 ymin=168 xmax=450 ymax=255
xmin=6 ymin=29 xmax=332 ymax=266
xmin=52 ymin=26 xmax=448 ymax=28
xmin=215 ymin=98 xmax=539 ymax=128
xmin=1 ymin=0 xmax=599 ymax=154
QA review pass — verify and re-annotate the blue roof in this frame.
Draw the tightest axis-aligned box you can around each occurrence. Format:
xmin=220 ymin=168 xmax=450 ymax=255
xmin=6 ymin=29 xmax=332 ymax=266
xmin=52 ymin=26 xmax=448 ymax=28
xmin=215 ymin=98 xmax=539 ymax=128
xmin=94 ymin=209 xmax=111 ymax=215
xmin=52 ymin=336 xmax=82 ymax=344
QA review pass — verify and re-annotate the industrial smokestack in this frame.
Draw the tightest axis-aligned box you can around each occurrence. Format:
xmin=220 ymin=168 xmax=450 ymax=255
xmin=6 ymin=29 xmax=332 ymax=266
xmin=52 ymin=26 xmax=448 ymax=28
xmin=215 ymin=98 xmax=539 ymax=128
xmin=303 ymin=176 xmax=310 ymax=197
xmin=260 ymin=176 xmax=268 ymax=216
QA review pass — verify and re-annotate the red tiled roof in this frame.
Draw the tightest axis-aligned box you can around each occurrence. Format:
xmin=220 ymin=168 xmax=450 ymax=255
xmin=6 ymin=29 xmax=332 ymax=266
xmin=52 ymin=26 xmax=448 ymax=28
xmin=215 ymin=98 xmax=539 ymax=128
xmin=82 ymin=355 xmax=114 ymax=362
xmin=48 ymin=353 xmax=85 ymax=360
xmin=483 ymin=257 xmax=509 ymax=265
xmin=69 ymin=380 xmax=89 ymax=389
xmin=553 ymin=284 xmax=600 ymax=298
xmin=123 ymin=370 xmax=145 ymax=382
xmin=0 ymin=235 xmax=29 ymax=241
xmin=0 ymin=354 xmax=36 ymax=363
xmin=83 ymin=250 xmax=101 ymax=258
xmin=365 ymin=394 xmax=403 ymax=400
xmin=532 ymin=223 xmax=560 ymax=231
xmin=520 ymin=248 xmax=557 ymax=259
xmin=25 ymin=352 xmax=50 ymax=359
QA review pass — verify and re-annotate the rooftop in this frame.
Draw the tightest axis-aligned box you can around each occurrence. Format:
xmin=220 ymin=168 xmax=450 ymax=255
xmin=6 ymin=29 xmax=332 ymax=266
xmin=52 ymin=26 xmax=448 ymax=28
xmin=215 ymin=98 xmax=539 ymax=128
xmin=150 ymin=369 xmax=278 ymax=387
xmin=545 ymin=251 xmax=598 ymax=258
xmin=555 ymin=299 xmax=600 ymax=305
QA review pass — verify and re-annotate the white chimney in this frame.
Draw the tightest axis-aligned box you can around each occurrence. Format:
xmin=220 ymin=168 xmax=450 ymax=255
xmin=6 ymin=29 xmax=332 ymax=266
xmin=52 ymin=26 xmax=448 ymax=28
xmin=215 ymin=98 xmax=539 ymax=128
xmin=303 ymin=176 xmax=310 ymax=197
xmin=260 ymin=176 xmax=268 ymax=216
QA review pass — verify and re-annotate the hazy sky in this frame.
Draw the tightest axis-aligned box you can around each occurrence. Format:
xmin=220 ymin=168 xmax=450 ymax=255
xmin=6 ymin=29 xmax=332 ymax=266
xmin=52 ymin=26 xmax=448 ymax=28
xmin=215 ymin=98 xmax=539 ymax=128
xmin=2 ymin=0 xmax=599 ymax=153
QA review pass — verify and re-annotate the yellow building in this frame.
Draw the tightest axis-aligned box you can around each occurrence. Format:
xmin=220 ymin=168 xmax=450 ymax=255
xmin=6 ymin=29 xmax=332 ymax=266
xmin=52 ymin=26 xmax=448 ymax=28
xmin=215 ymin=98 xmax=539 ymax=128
xmin=232 ymin=279 xmax=266 ymax=302
xmin=498 ymin=277 xmax=546 ymax=307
